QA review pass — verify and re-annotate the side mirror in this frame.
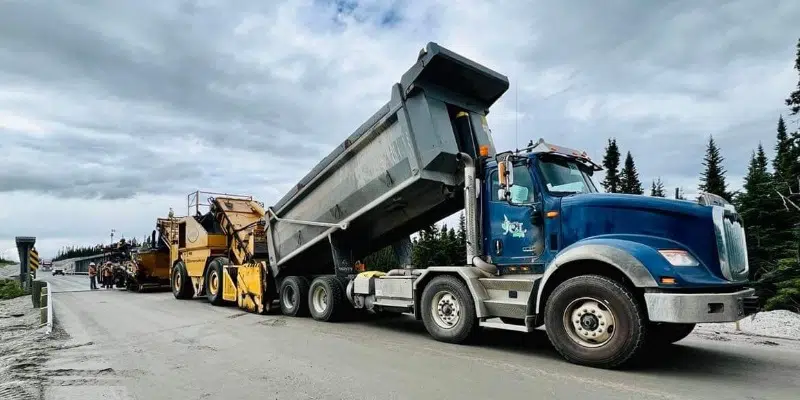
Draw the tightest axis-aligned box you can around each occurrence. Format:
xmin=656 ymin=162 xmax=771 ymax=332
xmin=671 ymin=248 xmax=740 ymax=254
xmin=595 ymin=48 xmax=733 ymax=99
xmin=497 ymin=158 xmax=514 ymax=201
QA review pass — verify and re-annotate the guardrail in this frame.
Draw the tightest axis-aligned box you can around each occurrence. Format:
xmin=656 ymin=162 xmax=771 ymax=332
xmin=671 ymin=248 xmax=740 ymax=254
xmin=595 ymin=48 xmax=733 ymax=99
xmin=34 ymin=281 xmax=54 ymax=334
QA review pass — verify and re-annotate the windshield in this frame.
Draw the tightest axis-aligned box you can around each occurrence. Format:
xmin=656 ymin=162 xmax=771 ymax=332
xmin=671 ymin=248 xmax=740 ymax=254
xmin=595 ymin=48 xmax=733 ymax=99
xmin=537 ymin=156 xmax=598 ymax=194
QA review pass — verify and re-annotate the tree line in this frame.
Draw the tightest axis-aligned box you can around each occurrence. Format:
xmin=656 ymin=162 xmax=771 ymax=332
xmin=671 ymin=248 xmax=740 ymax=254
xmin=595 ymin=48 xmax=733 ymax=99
xmin=53 ymin=237 xmax=140 ymax=261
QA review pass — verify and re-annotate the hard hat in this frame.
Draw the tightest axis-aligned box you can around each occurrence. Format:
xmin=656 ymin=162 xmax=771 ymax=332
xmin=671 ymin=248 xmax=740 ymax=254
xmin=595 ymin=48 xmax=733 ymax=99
xmin=89 ymin=262 xmax=96 ymax=266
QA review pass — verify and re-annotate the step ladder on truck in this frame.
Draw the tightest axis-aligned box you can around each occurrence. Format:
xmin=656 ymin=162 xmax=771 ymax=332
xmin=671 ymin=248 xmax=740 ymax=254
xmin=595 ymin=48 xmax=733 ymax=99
xmin=168 ymin=42 xmax=759 ymax=369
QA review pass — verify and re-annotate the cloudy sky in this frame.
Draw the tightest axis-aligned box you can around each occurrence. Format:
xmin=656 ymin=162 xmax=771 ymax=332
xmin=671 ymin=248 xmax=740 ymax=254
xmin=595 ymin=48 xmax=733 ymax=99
xmin=1 ymin=0 xmax=799 ymax=260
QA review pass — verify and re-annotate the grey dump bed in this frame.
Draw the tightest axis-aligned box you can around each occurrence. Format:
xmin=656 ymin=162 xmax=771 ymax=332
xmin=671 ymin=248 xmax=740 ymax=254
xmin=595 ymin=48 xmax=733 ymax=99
xmin=265 ymin=42 xmax=509 ymax=277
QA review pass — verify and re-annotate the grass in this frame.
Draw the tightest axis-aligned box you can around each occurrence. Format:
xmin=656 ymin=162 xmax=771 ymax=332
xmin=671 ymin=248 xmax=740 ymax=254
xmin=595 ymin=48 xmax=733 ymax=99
xmin=0 ymin=278 xmax=26 ymax=300
xmin=0 ymin=258 xmax=15 ymax=266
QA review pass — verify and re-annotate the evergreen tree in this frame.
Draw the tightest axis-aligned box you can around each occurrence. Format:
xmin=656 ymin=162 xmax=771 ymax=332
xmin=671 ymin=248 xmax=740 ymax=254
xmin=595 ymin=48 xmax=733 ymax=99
xmin=786 ymin=38 xmax=800 ymax=116
xmin=650 ymin=178 xmax=666 ymax=197
xmin=773 ymin=116 xmax=794 ymax=189
xmin=619 ymin=151 xmax=644 ymax=194
xmin=601 ymin=138 xmax=621 ymax=193
xmin=698 ymin=135 xmax=731 ymax=201
xmin=737 ymin=145 xmax=781 ymax=276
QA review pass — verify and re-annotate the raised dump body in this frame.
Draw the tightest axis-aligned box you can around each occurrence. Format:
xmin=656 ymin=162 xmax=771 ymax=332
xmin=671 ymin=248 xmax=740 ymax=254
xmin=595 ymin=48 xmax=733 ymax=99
xmin=266 ymin=42 xmax=510 ymax=277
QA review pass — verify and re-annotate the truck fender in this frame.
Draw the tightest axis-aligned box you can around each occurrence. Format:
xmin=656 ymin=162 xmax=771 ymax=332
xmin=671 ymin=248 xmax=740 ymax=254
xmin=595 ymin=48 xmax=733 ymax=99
xmin=412 ymin=266 xmax=491 ymax=319
xmin=533 ymin=242 xmax=659 ymax=315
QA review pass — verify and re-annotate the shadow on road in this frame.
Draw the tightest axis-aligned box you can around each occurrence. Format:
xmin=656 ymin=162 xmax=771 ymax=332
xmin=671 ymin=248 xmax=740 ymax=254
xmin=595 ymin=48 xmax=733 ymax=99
xmin=339 ymin=313 xmax=786 ymax=377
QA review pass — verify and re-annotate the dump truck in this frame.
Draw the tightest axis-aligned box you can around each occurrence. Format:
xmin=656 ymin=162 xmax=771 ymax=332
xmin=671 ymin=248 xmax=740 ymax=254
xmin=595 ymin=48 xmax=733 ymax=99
xmin=169 ymin=42 xmax=758 ymax=369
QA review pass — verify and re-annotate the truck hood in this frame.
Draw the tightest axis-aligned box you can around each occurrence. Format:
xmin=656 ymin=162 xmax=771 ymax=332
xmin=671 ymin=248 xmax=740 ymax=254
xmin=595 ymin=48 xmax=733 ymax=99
xmin=558 ymin=193 xmax=724 ymax=280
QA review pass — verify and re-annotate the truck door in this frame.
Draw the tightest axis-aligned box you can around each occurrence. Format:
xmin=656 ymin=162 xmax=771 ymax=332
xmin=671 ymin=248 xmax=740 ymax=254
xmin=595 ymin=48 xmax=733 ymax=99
xmin=485 ymin=163 xmax=544 ymax=269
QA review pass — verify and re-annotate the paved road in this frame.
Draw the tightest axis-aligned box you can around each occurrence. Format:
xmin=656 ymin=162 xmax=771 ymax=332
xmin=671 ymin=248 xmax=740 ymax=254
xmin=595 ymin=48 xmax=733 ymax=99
xmin=41 ymin=274 xmax=800 ymax=400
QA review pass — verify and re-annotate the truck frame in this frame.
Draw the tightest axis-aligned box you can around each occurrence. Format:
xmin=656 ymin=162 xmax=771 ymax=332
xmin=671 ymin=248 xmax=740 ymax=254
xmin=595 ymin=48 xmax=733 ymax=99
xmin=166 ymin=42 xmax=758 ymax=369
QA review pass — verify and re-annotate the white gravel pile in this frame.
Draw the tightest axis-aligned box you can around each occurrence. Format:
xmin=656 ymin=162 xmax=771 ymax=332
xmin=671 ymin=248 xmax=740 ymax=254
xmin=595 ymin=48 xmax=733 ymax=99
xmin=698 ymin=310 xmax=800 ymax=340
xmin=0 ymin=295 xmax=50 ymax=399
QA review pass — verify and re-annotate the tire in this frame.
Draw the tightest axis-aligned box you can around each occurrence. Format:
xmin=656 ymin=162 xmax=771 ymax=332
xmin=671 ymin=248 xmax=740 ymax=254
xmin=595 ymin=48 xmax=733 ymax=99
xmin=308 ymin=276 xmax=346 ymax=322
xmin=544 ymin=275 xmax=646 ymax=369
xmin=279 ymin=276 xmax=310 ymax=317
xmin=420 ymin=275 xmax=479 ymax=344
xmin=648 ymin=322 xmax=695 ymax=346
xmin=171 ymin=261 xmax=193 ymax=300
xmin=205 ymin=257 xmax=228 ymax=306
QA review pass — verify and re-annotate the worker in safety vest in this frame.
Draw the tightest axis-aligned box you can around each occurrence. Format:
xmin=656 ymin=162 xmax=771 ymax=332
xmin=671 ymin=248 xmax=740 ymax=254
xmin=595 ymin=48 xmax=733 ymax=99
xmin=88 ymin=262 xmax=98 ymax=290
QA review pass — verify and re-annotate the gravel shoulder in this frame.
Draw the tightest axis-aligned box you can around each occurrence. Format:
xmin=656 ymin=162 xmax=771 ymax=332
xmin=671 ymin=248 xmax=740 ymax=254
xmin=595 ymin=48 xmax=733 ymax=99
xmin=0 ymin=295 xmax=61 ymax=399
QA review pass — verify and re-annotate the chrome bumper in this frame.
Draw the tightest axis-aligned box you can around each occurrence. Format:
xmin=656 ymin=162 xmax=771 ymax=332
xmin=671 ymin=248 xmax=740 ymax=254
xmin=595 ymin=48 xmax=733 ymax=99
xmin=644 ymin=288 xmax=758 ymax=324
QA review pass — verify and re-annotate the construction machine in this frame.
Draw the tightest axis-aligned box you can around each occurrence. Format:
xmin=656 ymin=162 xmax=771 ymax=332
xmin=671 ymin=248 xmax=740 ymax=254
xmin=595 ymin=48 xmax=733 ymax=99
xmin=123 ymin=218 xmax=175 ymax=292
xmin=168 ymin=191 xmax=272 ymax=313
xmin=169 ymin=42 xmax=757 ymax=369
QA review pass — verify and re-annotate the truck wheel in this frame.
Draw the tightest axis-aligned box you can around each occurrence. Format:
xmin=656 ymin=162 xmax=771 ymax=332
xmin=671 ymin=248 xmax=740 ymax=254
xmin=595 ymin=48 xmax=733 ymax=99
xmin=205 ymin=257 xmax=228 ymax=306
xmin=544 ymin=275 xmax=646 ymax=369
xmin=420 ymin=275 xmax=478 ymax=344
xmin=171 ymin=261 xmax=193 ymax=300
xmin=648 ymin=322 xmax=695 ymax=346
xmin=308 ymin=276 xmax=345 ymax=322
xmin=279 ymin=276 xmax=310 ymax=317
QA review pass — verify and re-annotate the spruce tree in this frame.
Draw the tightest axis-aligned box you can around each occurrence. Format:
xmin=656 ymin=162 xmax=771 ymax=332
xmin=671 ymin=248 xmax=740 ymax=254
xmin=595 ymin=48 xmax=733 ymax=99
xmin=773 ymin=116 xmax=793 ymax=189
xmin=650 ymin=178 xmax=666 ymax=197
xmin=785 ymin=38 xmax=800 ymax=116
xmin=698 ymin=135 xmax=731 ymax=201
xmin=601 ymin=138 xmax=621 ymax=193
xmin=737 ymin=145 xmax=781 ymax=275
xmin=619 ymin=151 xmax=644 ymax=194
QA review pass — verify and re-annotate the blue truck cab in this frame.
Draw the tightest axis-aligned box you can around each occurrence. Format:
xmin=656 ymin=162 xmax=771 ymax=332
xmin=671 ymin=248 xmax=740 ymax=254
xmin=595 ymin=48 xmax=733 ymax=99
xmin=477 ymin=138 xmax=758 ymax=367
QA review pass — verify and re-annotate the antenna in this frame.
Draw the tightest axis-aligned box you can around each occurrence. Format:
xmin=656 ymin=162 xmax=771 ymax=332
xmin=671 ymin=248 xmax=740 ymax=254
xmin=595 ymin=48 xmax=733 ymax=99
xmin=515 ymin=75 xmax=519 ymax=151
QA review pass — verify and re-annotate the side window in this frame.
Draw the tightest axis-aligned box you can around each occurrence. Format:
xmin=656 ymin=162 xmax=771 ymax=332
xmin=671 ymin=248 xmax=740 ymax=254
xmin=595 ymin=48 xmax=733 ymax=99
xmin=489 ymin=166 xmax=536 ymax=203
xmin=490 ymin=171 xmax=500 ymax=201
xmin=511 ymin=165 xmax=536 ymax=204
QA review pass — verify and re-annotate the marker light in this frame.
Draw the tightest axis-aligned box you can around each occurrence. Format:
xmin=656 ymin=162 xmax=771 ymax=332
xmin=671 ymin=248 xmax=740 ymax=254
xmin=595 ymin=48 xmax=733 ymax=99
xmin=479 ymin=145 xmax=489 ymax=157
xmin=658 ymin=250 xmax=699 ymax=267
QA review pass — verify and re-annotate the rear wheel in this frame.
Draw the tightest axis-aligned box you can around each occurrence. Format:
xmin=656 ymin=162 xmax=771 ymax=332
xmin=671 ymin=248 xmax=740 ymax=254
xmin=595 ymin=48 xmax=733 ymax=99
xmin=544 ymin=275 xmax=646 ymax=369
xmin=205 ymin=257 xmax=228 ymax=306
xmin=279 ymin=276 xmax=310 ymax=317
xmin=420 ymin=275 xmax=479 ymax=344
xmin=308 ymin=276 xmax=346 ymax=322
xmin=171 ymin=261 xmax=193 ymax=300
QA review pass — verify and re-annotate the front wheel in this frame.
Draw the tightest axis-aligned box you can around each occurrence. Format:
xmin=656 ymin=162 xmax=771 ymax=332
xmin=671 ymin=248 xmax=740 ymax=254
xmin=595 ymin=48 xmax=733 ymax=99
xmin=544 ymin=275 xmax=646 ymax=369
xmin=171 ymin=261 xmax=193 ymax=300
xmin=420 ymin=275 xmax=478 ymax=344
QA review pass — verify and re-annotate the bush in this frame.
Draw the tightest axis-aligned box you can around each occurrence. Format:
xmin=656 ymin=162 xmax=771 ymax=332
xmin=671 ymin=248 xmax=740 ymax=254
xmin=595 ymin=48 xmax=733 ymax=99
xmin=0 ymin=279 xmax=26 ymax=300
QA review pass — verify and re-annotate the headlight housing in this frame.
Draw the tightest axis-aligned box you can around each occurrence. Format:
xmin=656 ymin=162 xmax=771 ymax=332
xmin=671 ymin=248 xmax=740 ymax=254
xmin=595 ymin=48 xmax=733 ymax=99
xmin=658 ymin=249 xmax=699 ymax=267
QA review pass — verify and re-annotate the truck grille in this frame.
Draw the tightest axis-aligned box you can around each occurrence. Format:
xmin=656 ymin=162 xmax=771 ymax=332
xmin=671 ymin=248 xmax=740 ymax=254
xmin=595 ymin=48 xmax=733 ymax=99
xmin=713 ymin=206 xmax=749 ymax=281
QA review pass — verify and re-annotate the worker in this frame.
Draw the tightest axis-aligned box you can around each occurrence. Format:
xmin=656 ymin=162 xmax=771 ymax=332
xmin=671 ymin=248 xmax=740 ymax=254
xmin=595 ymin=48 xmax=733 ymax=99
xmin=103 ymin=262 xmax=114 ymax=289
xmin=88 ymin=262 xmax=98 ymax=290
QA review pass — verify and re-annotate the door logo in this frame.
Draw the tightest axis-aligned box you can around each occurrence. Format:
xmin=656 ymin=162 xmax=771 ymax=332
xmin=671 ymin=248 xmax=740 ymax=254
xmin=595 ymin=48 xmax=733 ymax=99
xmin=502 ymin=215 xmax=527 ymax=238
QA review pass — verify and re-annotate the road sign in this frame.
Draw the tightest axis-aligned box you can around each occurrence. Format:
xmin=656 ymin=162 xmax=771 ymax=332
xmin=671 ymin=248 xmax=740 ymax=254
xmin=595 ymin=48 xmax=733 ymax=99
xmin=29 ymin=247 xmax=40 ymax=271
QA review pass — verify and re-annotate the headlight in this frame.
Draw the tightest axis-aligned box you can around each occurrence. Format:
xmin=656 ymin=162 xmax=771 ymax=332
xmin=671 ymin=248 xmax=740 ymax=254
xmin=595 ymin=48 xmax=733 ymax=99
xmin=658 ymin=250 xmax=699 ymax=267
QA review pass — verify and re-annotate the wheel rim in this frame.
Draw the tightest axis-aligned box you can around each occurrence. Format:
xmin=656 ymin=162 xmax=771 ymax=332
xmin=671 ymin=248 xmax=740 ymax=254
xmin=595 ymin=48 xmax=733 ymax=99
xmin=562 ymin=297 xmax=616 ymax=348
xmin=209 ymin=270 xmax=219 ymax=294
xmin=431 ymin=290 xmax=461 ymax=329
xmin=174 ymin=270 xmax=181 ymax=291
xmin=282 ymin=285 xmax=296 ymax=309
xmin=311 ymin=285 xmax=328 ymax=314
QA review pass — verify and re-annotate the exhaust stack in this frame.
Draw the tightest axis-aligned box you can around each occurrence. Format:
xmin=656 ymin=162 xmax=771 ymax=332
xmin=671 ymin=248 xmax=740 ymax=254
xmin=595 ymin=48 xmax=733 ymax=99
xmin=456 ymin=152 xmax=497 ymax=276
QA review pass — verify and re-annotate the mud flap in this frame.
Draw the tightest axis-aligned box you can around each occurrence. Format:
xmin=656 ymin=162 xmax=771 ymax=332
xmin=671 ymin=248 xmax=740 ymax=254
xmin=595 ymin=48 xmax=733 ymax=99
xmin=222 ymin=266 xmax=238 ymax=302
xmin=235 ymin=262 xmax=270 ymax=314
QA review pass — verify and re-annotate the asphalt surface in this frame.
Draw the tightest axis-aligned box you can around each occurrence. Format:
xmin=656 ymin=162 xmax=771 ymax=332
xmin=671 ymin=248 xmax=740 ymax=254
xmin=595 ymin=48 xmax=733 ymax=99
xmin=40 ymin=274 xmax=800 ymax=400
